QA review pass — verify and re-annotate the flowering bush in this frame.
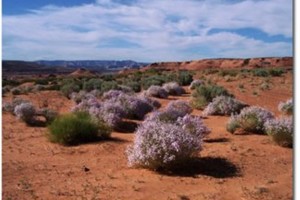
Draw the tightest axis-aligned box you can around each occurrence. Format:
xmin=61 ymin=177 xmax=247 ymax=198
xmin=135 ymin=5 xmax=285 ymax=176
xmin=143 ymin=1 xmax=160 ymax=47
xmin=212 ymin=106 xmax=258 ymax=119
xmin=165 ymin=100 xmax=193 ymax=118
xmin=137 ymin=94 xmax=161 ymax=109
xmin=203 ymin=96 xmax=247 ymax=116
xmin=3 ymin=98 xmax=30 ymax=113
xmin=118 ymin=85 xmax=134 ymax=93
xmin=70 ymin=91 xmax=97 ymax=104
xmin=72 ymin=98 xmax=123 ymax=129
xmin=226 ymin=106 xmax=274 ymax=134
xmin=102 ymin=90 xmax=126 ymax=100
xmin=264 ymin=117 xmax=293 ymax=147
xmin=127 ymin=117 xmax=206 ymax=170
xmin=145 ymin=85 xmax=168 ymax=98
xmin=176 ymin=115 xmax=211 ymax=139
xmin=278 ymin=98 xmax=293 ymax=115
xmin=189 ymin=79 xmax=204 ymax=90
xmin=162 ymin=82 xmax=185 ymax=96
xmin=72 ymin=90 xmax=157 ymax=128
xmin=14 ymin=103 xmax=36 ymax=124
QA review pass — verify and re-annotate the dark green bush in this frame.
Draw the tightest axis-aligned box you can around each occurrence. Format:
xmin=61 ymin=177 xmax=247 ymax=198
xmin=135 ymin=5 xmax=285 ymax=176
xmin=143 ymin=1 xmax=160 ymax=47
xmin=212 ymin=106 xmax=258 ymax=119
xmin=142 ymin=75 xmax=167 ymax=89
xmin=252 ymin=69 xmax=269 ymax=77
xmin=3 ymin=79 xmax=21 ymax=87
xmin=123 ymin=81 xmax=141 ymax=92
xmin=178 ymin=71 xmax=193 ymax=86
xmin=83 ymin=78 xmax=103 ymax=91
xmin=46 ymin=84 xmax=60 ymax=91
xmin=35 ymin=79 xmax=49 ymax=85
xmin=268 ymin=68 xmax=285 ymax=76
xmin=11 ymin=87 xmax=22 ymax=95
xmin=60 ymin=82 xmax=80 ymax=98
xmin=218 ymin=69 xmax=238 ymax=77
xmin=192 ymin=84 xmax=233 ymax=109
xmin=101 ymin=74 xmax=114 ymax=81
xmin=48 ymin=112 xmax=111 ymax=145
xmin=100 ymin=81 xmax=119 ymax=93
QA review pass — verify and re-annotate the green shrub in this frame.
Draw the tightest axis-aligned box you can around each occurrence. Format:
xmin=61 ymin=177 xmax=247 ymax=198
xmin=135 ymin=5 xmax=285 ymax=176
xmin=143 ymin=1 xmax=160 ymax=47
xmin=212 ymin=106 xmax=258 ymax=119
xmin=265 ymin=117 xmax=292 ymax=147
xmin=101 ymin=74 xmax=114 ymax=81
xmin=35 ymin=79 xmax=49 ymax=85
xmin=178 ymin=71 xmax=193 ymax=86
xmin=100 ymin=81 xmax=119 ymax=93
xmin=11 ymin=87 xmax=22 ymax=95
xmin=123 ymin=81 xmax=141 ymax=92
xmin=3 ymin=79 xmax=21 ymax=87
xmin=48 ymin=112 xmax=111 ymax=145
xmin=268 ymin=68 xmax=285 ymax=77
xmin=252 ymin=69 xmax=269 ymax=77
xmin=60 ymin=82 xmax=80 ymax=98
xmin=191 ymin=84 xmax=233 ymax=109
xmin=218 ymin=69 xmax=238 ymax=77
xmin=83 ymin=78 xmax=103 ymax=91
xmin=142 ymin=75 xmax=167 ymax=89
xmin=46 ymin=84 xmax=60 ymax=91
xmin=226 ymin=115 xmax=240 ymax=133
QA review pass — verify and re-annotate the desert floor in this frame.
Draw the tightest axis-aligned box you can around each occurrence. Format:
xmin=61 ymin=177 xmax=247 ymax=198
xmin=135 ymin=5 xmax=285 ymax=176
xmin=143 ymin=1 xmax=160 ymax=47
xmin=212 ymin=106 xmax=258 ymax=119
xmin=2 ymin=72 xmax=293 ymax=200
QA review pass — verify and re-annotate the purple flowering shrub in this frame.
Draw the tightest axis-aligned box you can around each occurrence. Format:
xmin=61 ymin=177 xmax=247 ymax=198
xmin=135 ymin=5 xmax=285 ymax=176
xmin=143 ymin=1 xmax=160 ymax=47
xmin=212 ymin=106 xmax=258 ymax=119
xmin=2 ymin=98 xmax=30 ymax=113
xmin=176 ymin=115 xmax=211 ymax=139
xmin=138 ymin=94 xmax=161 ymax=109
xmin=102 ymin=90 xmax=125 ymax=100
xmin=104 ymin=90 xmax=158 ymax=120
xmin=72 ymin=98 xmax=123 ymax=129
xmin=71 ymin=89 xmax=158 ymax=128
xmin=226 ymin=106 xmax=274 ymax=134
xmin=145 ymin=110 xmax=181 ymax=123
xmin=162 ymin=82 xmax=185 ymax=96
xmin=264 ymin=117 xmax=293 ymax=147
xmin=70 ymin=91 xmax=97 ymax=104
xmin=126 ymin=116 xmax=209 ymax=170
xmin=189 ymin=79 xmax=204 ymax=90
xmin=203 ymin=96 xmax=247 ymax=116
xmin=145 ymin=85 xmax=168 ymax=98
xmin=14 ymin=103 xmax=36 ymax=124
xmin=165 ymin=100 xmax=193 ymax=118
xmin=278 ymin=98 xmax=293 ymax=115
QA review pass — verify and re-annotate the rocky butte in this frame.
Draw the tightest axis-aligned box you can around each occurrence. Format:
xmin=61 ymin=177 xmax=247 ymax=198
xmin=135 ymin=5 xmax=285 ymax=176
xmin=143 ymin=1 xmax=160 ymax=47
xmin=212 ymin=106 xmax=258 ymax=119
xmin=142 ymin=57 xmax=293 ymax=71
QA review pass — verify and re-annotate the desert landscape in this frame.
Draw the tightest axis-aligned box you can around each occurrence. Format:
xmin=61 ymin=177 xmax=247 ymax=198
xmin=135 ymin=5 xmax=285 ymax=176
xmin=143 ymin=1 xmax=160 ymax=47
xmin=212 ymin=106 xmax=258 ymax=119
xmin=2 ymin=58 xmax=293 ymax=200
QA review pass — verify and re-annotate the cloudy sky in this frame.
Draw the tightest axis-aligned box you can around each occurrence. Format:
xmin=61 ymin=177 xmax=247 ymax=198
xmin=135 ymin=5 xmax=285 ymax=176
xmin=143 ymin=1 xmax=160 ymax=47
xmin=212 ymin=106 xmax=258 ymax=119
xmin=3 ymin=0 xmax=293 ymax=62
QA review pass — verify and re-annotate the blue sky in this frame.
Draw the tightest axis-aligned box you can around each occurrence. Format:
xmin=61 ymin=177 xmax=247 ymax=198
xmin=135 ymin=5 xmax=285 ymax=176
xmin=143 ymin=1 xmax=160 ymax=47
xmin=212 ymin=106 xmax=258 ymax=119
xmin=2 ymin=0 xmax=293 ymax=62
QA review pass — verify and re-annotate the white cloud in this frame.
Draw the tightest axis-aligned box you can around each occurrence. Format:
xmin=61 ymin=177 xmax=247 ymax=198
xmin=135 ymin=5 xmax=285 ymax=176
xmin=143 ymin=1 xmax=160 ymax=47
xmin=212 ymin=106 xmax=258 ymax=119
xmin=2 ymin=0 xmax=292 ymax=61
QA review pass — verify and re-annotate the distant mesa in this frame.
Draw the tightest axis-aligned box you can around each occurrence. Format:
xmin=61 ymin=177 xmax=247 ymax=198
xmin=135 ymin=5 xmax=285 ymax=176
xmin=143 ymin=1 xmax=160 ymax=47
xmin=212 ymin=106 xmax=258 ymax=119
xmin=69 ymin=68 xmax=96 ymax=77
xmin=142 ymin=57 xmax=293 ymax=71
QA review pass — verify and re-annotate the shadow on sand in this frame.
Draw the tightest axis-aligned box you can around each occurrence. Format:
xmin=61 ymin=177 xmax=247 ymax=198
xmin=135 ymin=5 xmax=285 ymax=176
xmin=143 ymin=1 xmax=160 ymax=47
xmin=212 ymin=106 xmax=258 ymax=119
xmin=158 ymin=156 xmax=240 ymax=178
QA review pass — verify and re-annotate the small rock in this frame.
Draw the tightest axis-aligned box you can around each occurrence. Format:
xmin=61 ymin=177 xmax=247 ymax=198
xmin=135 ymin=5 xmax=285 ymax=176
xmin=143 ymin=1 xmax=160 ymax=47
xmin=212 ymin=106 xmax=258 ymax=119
xmin=82 ymin=165 xmax=90 ymax=172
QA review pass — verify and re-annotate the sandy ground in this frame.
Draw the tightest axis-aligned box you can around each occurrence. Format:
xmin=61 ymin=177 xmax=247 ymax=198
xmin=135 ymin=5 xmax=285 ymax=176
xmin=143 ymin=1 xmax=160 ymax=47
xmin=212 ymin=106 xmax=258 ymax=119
xmin=2 ymin=72 xmax=293 ymax=200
